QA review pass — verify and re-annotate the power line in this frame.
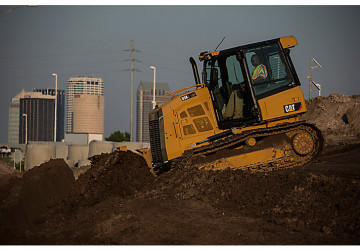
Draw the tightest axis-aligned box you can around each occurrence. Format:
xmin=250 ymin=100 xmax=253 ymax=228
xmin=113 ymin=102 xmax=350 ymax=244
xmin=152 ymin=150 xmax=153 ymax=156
xmin=136 ymin=40 xmax=185 ymax=53
xmin=137 ymin=60 xmax=188 ymax=75
xmin=0 ymin=50 xmax=126 ymax=60
xmin=0 ymin=68 xmax=127 ymax=80
xmin=0 ymin=60 xmax=127 ymax=70
xmin=139 ymin=50 xmax=188 ymax=65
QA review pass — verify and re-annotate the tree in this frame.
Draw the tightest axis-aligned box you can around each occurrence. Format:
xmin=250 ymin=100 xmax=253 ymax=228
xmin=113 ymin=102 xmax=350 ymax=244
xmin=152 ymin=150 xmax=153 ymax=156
xmin=105 ymin=130 xmax=130 ymax=142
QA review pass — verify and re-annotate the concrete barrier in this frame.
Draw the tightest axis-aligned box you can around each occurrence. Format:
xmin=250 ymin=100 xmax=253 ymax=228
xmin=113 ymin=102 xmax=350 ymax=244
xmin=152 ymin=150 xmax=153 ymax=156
xmin=23 ymin=141 xmax=150 ymax=172
xmin=88 ymin=140 xmax=113 ymax=157
xmin=68 ymin=144 xmax=89 ymax=163
xmin=25 ymin=142 xmax=56 ymax=170
xmin=55 ymin=142 xmax=68 ymax=159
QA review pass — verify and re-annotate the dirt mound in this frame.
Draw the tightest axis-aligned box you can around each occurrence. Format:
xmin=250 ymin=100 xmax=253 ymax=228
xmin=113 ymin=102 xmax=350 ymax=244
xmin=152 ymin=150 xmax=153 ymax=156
xmin=24 ymin=146 xmax=360 ymax=244
xmin=0 ymin=159 xmax=74 ymax=244
xmin=27 ymin=150 xmax=156 ymax=244
xmin=71 ymin=164 xmax=91 ymax=180
xmin=2 ymin=93 xmax=360 ymax=245
xmin=302 ymin=94 xmax=360 ymax=148
xmin=65 ymin=151 xmax=155 ymax=208
xmin=154 ymin=153 xmax=360 ymax=238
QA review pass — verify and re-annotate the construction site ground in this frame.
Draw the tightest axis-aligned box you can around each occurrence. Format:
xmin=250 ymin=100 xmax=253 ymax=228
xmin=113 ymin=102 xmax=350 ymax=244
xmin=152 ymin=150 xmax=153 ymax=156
xmin=0 ymin=93 xmax=360 ymax=245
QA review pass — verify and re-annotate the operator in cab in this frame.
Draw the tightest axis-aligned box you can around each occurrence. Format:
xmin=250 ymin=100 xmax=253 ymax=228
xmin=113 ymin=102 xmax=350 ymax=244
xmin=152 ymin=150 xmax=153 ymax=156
xmin=251 ymin=54 xmax=268 ymax=83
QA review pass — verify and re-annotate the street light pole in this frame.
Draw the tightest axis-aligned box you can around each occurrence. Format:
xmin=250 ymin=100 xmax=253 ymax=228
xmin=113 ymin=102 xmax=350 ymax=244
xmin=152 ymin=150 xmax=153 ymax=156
xmin=22 ymin=113 xmax=27 ymax=173
xmin=52 ymin=73 xmax=57 ymax=142
xmin=308 ymin=58 xmax=322 ymax=101
xmin=150 ymin=66 xmax=156 ymax=109
xmin=22 ymin=114 xmax=27 ymax=145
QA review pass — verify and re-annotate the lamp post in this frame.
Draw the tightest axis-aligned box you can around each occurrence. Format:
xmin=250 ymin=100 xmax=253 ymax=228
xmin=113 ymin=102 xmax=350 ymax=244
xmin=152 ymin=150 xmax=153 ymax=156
xmin=150 ymin=66 xmax=156 ymax=109
xmin=22 ymin=114 xmax=27 ymax=145
xmin=308 ymin=58 xmax=322 ymax=100
xmin=22 ymin=113 xmax=27 ymax=173
xmin=52 ymin=73 xmax=57 ymax=142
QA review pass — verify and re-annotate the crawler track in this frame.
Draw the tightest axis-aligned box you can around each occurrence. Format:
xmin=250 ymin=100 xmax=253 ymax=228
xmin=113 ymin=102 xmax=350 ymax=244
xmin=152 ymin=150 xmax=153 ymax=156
xmin=157 ymin=122 xmax=324 ymax=174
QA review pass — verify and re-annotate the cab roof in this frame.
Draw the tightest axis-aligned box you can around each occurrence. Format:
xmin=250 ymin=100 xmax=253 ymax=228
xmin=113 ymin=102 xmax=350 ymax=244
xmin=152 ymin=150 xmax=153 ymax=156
xmin=199 ymin=36 xmax=298 ymax=61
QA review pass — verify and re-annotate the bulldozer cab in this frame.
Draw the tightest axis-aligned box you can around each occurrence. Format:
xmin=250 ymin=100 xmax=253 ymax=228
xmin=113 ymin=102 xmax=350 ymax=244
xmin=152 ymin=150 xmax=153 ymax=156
xmin=201 ymin=37 xmax=301 ymax=130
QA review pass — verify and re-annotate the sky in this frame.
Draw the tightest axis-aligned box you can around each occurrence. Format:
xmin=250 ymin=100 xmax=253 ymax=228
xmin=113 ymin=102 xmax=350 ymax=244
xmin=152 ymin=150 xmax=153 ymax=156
xmin=0 ymin=4 xmax=359 ymax=143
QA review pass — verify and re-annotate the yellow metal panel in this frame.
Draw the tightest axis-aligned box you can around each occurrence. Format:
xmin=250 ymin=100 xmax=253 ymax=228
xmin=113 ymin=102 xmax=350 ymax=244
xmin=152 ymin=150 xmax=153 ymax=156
xmin=280 ymin=36 xmax=298 ymax=49
xmin=257 ymin=86 xmax=307 ymax=121
xmin=199 ymin=51 xmax=220 ymax=60
xmin=162 ymin=87 xmax=222 ymax=161
xmin=161 ymin=101 xmax=182 ymax=160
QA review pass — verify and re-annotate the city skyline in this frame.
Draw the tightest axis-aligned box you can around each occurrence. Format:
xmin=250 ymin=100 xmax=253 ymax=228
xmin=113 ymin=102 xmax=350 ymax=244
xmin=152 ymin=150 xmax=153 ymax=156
xmin=1 ymin=5 xmax=359 ymax=143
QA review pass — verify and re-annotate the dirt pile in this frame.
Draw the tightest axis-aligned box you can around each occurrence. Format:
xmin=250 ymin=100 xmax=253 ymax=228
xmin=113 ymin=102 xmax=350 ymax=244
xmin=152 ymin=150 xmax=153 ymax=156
xmin=71 ymin=165 xmax=91 ymax=180
xmin=0 ymin=159 xmax=74 ymax=244
xmin=302 ymin=94 xmax=360 ymax=147
xmin=65 ymin=151 xmax=155 ymax=208
xmin=23 ymin=146 xmax=360 ymax=244
xmin=154 ymin=153 xmax=360 ymax=238
xmin=26 ymin=151 xmax=156 ymax=244
xmin=1 ymin=94 xmax=360 ymax=245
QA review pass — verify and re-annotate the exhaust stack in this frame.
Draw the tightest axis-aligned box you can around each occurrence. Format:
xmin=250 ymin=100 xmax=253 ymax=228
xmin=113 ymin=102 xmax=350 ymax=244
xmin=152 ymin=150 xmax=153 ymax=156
xmin=189 ymin=57 xmax=200 ymax=85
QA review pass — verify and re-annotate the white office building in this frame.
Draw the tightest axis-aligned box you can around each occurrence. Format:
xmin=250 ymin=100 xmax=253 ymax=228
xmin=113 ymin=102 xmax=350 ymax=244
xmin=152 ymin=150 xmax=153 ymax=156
xmin=66 ymin=76 xmax=104 ymax=134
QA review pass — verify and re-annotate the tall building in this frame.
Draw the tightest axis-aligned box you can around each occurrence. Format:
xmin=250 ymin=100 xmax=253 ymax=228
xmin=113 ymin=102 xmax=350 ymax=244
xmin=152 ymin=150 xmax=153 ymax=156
xmin=8 ymin=90 xmax=24 ymax=144
xmin=18 ymin=93 xmax=56 ymax=143
xmin=33 ymin=88 xmax=65 ymax=141
xmin=66 ymin=76 xmax=104 ymax=134
xmin=136 ymin=81 xmax=171 ymax=142
xmin=8 ymin=89 xmax=64 ymax=144
xmin=73 ymin=94 xmax=104 ymax=136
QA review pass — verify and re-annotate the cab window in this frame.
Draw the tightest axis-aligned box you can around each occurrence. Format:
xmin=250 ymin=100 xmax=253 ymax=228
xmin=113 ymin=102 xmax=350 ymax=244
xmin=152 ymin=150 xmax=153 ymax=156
xmin=204 ymin=55 xmax=247 ymax=123
xmin=244 ymin=43 xmax=293 ymax=98
xmin=226 ymin=55 xmax=244 ymax=85
xmin=204 ymin=60 xmax=226 ymax=121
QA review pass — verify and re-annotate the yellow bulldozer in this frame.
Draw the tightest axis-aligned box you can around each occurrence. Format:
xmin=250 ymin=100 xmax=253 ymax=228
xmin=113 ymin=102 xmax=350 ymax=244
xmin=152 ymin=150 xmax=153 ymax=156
xmin=136 ymin=36 xmax=323 ymax=175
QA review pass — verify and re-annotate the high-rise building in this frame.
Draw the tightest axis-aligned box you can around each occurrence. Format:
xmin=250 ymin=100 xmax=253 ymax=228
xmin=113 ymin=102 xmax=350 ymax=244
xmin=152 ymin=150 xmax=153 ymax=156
xmin=8 ymin=90 xmax=24 ymax=144
xmin=19 ymin=93 xmax=56 ymax=143
xmin=136 ymin=81 xmax=171 ymax=142
xmin=66 ymin=76 xmax=104 ymax=134
xmin=73 ymin=94 xmax=104 ymax=136
xmin=8 ymin=89 xmax=64 ymax=144
xmin=33 ymin=88 xmax=65 ymax=141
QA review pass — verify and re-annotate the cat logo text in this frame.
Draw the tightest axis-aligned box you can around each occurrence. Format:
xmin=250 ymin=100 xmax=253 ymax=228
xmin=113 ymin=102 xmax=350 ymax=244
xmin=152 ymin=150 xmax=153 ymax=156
xmin=283 ymin=102 xmax=302 ymax=113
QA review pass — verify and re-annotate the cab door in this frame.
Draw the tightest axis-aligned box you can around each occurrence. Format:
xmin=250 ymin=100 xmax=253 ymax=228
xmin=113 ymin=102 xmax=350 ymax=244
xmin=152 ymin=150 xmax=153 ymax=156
xmin=205 ymin=53 xmax=259 ymax=130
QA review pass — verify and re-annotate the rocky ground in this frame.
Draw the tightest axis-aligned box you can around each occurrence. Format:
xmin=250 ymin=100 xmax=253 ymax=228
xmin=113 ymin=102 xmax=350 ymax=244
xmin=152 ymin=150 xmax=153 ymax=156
xmin=0 ymin=93 xmax=359 ymax=245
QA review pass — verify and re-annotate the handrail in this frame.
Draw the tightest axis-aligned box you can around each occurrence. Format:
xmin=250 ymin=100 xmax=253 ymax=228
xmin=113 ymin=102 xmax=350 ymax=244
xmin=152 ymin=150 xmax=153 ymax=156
xmin=162 ymin=83 xmax=204 ymax=102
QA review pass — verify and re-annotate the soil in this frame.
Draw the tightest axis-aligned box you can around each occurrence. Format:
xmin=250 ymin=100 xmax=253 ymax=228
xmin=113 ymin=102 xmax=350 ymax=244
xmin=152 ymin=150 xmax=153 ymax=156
xmin=0 ymin=159 xmax=74 ymax=244
xmin=0 ymin=93 xmax=359 ymax=245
